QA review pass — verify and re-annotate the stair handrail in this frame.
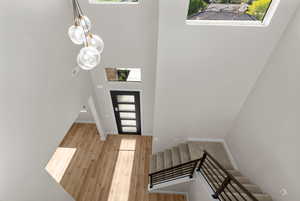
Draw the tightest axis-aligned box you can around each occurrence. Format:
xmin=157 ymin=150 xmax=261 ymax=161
xmin=198 ymin=150 xmax=259 ymax=201
xmin=149 ymin=158 xmax=201 ymax=188
xmin=149 ymin=158 xmax=201 ymax=176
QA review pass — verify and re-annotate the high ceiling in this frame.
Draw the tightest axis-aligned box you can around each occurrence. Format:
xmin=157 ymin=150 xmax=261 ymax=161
xmin=81 ymin=0 xmax=298 ymax=151
xmin=81 ymin=0 xmax=159 ymax=135
xmin=1 ymin=1 xmax=300 ymax=201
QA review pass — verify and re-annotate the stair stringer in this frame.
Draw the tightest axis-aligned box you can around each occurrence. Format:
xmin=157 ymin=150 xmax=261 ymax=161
xmin=148 ymin=176 xmax=195 ymax=194
xmin=148 ymin=172 xmax=217 ymax=201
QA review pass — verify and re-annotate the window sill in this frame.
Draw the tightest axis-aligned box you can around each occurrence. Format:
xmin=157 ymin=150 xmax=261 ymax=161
xmin=185 ymin=20 xmax=269 ymax=27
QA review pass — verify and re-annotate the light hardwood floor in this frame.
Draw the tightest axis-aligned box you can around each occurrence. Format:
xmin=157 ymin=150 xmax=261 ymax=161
xmin=47 ymin=123 xmax=186 ymax=201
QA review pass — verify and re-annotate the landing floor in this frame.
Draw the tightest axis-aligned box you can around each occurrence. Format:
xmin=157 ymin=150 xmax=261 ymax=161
xmin=47 ymin=123 xmax=186 ymax=201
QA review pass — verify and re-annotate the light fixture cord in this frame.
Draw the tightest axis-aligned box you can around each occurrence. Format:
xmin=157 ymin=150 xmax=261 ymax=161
xmin=75 ymin=0 xmax=90 ymax=47
xmin=72 ymin=0 xmax=77 ymax=23
xmin=75 ymin=0 xmax=84 ymax=17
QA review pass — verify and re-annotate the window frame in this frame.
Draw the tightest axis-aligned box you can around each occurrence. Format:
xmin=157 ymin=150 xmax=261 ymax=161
xmin=185 ymin=0 xmax=280 ymax=27
xmin=104 ymin=67 xmax=142 ymax=83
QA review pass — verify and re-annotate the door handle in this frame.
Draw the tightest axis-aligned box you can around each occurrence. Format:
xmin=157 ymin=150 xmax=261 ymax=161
xmin=115 ymin=107 xmax=119 ymax=112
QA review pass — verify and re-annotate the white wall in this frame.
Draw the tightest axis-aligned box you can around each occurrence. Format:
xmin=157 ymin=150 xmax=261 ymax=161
xmin=153 ymin=0 xmax=299 ymax=152
xmin=76 ymin=109 xmax=95 ymax=123
xmin=0 ymin=1 xmax=95 ymax=201
xmin=226 ymin=6 xmax=300 ymax=201
xmin=189 ymin=173 xmax=214 ymax=201
xmin=81 ymin=0 xmax=159 ymax=135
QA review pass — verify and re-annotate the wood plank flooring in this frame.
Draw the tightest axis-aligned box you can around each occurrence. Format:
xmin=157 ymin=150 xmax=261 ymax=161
xmin=47 ymin=123 xmax=186 ymax=201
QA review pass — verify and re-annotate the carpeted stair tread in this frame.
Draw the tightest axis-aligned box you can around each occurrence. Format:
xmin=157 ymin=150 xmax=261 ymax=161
xmin=178 ymin=143 xmax=190 ymax=163
xmin=149 ymin=141 xmax=272 ymax=201
xmin=212 ymin=182 xmax=262 ymax=194
xmin=150 ymin=154 xmax=157 ymax=173
xmin=213 ymin=175 xmax=252 ymax=185
xmin=211 ymin=174 xmax=251 ymax=184
xmin=187 ymin=142 xmax=203 ymax=160
xmin=222 ymin=193 xmax=272 ymax=201
xmin=171 ymin=146 xmax=181 ymax=166
xmin=187 ymin=141 xmax=234 ymax=170
xmin=164 ymin=149 xmax=172 ymax=169
xmin=202 ymin=168 xmax=241 ymax=176
xmin=156 ymin=152 xmax=164 ymax=171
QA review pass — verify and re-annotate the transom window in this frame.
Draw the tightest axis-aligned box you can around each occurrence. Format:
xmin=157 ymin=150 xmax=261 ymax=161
xmin=105 ymin=68 xmax=141 ymax=82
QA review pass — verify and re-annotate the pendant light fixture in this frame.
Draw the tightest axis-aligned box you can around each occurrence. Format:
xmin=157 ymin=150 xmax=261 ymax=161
xmin=68 ymin=0 xmax=104 ymax=70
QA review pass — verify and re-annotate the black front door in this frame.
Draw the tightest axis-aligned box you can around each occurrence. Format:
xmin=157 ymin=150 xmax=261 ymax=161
xmin=110 ymin=91 xmax=141 ymax=135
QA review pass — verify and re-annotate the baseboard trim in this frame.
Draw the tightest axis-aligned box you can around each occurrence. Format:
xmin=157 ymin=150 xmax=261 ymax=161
xmin=187 ymin=138 xmax=224 ymax=142
xmin=75 ymin=120 xmax=95 ymax=124
xmin=186 ymin=138 xmax=238 ymax=170
xmin=222 ymin=140 xmax=239 ymax=170
xmin=142 ymin=133 xmax=153 ymax=137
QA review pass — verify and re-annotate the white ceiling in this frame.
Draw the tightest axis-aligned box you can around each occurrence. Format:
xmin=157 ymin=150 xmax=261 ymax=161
xmin=153 ymin=0 xmax=299 ymax=151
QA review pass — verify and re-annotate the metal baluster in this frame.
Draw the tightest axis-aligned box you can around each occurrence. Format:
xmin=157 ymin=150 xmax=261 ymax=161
xmin=150 ymin=175 xmax=153 ymax=188
xmin=197 ymin=152 xmax=207 ymax=171
xmin=190 ymin=161 xmax=197 ymax=178
xmin=213 ymin=176 xmax=231 ymax=199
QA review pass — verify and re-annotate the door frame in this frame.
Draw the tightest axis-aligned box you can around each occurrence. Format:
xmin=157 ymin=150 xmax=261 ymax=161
xmin=87 ymin=96 xmax=106 ymax=141
xmin=110 ymin=90 xmax=142 ymax=135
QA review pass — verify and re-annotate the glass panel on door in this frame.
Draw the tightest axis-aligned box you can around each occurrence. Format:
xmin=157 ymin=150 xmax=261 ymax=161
xmin=122 ymin=127 xmax=137 ymax=133
xmin=118 ymin=104 xmax=135 ymax=111
xmin=117 ymin=95 xmax=135 ymax=103
xmin=119 ymin=112 xmax=136 ymax=119
xmin=111 ymin=91 xmax=141 ymax=135
xmin=121 ymin=120 xmax=137 ymax=126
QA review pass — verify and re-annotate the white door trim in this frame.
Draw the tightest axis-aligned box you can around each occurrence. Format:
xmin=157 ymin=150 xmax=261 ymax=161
xmin=88 ymin=96 xmax=106 ymax=141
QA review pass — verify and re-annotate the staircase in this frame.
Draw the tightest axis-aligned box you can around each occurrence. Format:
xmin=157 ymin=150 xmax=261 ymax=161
xmin=150 ymin=143 xmax=195 ymax=174
xmin=149 ymin=141 xmax=272 ymax=201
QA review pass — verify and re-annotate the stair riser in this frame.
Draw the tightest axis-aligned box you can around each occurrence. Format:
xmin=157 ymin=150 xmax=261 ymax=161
xmin=210 ymin=175 xmax=251 ymax=184
xmin=164 ymin=150 xmax=172 ymax=169
xmin=224 ymin=185 xmax=262 ymax=194
xmin=156 ymin=152 xmax=164 ymax=171
xmin=150 ymin=155 xmax=157 ymax=173
xmin=178 ymin=144 xmax=190 ymax=163
xmin=212 ymin=182 xmax=262 ymax=194
xmin=171 ymin=147 xmax=181 ymax=166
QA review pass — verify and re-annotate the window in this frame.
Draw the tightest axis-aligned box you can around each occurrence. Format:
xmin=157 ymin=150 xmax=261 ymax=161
xmin=105 ymin=68 xmax=141 ymax=82
xmin=95 ymin=0 xmax=138 ymax=2
xmin=187 ymin=0 xmax=273 ymax=22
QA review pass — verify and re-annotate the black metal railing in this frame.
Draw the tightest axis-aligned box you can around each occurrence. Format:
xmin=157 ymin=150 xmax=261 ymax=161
xmin=149 ymin=158 xmax=201 ymax=188
xmin=198 ymin=150 xmax=259 ymax=201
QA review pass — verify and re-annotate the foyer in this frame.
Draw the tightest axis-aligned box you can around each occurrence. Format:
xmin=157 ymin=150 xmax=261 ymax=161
xmin=46 ymin=123 xmax=186 ymax=201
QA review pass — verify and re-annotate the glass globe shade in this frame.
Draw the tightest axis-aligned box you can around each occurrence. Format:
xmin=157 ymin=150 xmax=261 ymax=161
xmin=68 ymin=25 xmax=84 ymax=45
xmin=77 ymin=47 xmax=101 ymax=70
xmin=80 ymin=16 xmax=91 ymax=31
xmin=87 ymin=34 xmax=104 ymax=54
